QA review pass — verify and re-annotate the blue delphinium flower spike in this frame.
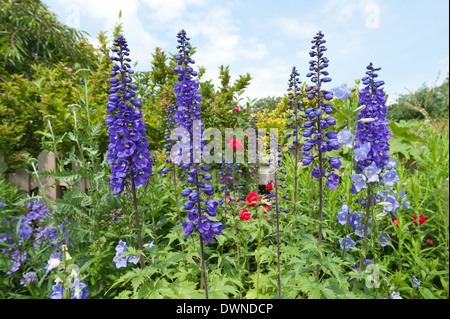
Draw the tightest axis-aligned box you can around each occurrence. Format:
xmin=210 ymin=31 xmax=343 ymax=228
xmin=172 ymin=30 xmax=222 ymax=243
xmin=106 ymin=34 xmax=152 ymax=196
xmin=301 ymin=31 xmax=341 ymax=189
xmin=354 ymin=63 xmax=391 ymax=173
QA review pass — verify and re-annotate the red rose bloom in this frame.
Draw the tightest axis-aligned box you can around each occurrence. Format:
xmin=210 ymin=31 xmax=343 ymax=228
xmin=263 ymin=205 xmax=270 ymax=213
xmin=413 ymin=214 xmax=427 ymax=225
xmin=233 ymin=106 xmax=240 ymax=111
xmin=246 ymin=191 xmax=261 ymax=207
xmin=228 ymin=139 xmax=243 ymax=151
xmin=392 ymin=217 xmax=399 ymax=227
xmin=240 ymin=209 xmax=251 ymax=221
xmin=265 ymin=183 xmax=274 ymax=191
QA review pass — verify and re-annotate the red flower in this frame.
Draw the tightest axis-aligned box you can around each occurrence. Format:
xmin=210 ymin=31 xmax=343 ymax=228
xmin=228 ymin=139 xmax=243 ymax=151
xmin=246 ymin=191 xmax=261 ymax=207
xmin=240 ymin=209 xmax=251 ymax=221
xmin=426 ymin=238 xmax=433 ymax=245
xmin=392 ymin=217 xmax=399 ymax=227
xmin=233 ymin=106 xmax=240 ymax=111
xmin=265 ymin=183 xmax=274 ymax=191
xmin=263 ymin=205 xmax=270 ymax=213
xmin=413 ymin=214 xmax=427 ymax=225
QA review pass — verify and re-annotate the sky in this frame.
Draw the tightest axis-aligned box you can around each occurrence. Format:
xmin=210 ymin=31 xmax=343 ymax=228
xmin=42 ymin=0 xmax=449 ymax=105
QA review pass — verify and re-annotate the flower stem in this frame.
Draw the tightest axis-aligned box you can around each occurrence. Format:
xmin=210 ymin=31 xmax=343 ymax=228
xmin=275 ymin=172 xmax=281 ymax=299
xmin=199 ymin=231 xmax=208 ymax=299
xmin=130 ymin=174 xmax=145 ymax=270
xmin=172 ymin=162 xmax=181 ymax=224
xmin=195 ymin=172 xmax=208 ymax=299
xmin=353 ymin=185 xmax=372 ymax=290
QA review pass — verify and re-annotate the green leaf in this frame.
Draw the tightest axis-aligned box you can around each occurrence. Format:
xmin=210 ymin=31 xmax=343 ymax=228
xmin=419 ymin=286 xmax=439 ymax=299
xmin=390 ymin=120 xmax=422 ymax=142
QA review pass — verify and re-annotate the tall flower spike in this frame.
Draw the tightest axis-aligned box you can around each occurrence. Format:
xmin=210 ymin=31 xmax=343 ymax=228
xmin=302 ymin=31 xmax=340 ymax=279
xmin=161 ymin=103 xmax=177 ymax=175
xmin=353 ymin=63 xmax=391 ymax=175
xmin=173 ymin=30 xmax=222 ymax=242
xmin=107 ymin=34 xmax=152 ymax=196
xmin=267 ymin=131 xmax=290 ymax=299
xmin=302 ymin=31 xmax=341 ymax=189
xmin=107 ymin=34 xmax=150 ymax=269
xmin=172 ymin=30 xmax=222 ymax=299
xmin=285 ymin=67 xmax=302 ymax=216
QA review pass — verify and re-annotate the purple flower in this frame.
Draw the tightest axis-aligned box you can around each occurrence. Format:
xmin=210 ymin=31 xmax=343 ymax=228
xmin=325 ymin=172 xmax=339 ymax=189
xmin=182 ymin=221 xmax=196 ymax=236
xmin=329 ymin=157 xmax=342 ymax=169
xmin=113 ymin=240 xmax=128 ymax=269
xmin=210 ymin=222 xmax=223 ymax=236
xmin=20 ymin=272 xmax=37 ymax=286
xmin=412 ymin=276 xmax=420 ymax=287
xmin=312 ymin=167 xmax=321 ymax=179
xmin=355 ymin=224 xmax=369 ymax=238
xmin=378 ymin=232 xmax=391 ymax=247
xmin=337 ymin=126 xmax=355 ymax=148
xmin=337 ymin=204 xmax=352 ymax=226
xmin=331 ymin=83 xmax=350 ymax=100
xmin=206 ymin=199 xmax=218 ymax=216
xmin=382 ymin=169 xmax=399 ymax=188
xmin=112 ymin=240 xmax=140 ymax=269
xmin=50 ymin=283 xmax=64 ymax=299
xmin=70 ymin=278 xmax=90 ymax=299
xmin=173 ymin=30 xmax=222 ymax=243
xmin=339 ymin=235 xmax=356 ymax=251
xmin=354 ymin=63 xmax=391 ymax=171
xmin=302 ymin=156 xmax=314 ymax=166
xmin=363 ymin=162 xmax=382 ymax=183
xmin=106 ymin=34 xmax=152 ymax=196
xmin=302 ymin=31 xmax=341 ymax=187
xmin=286 ymin=67 xmax=302 ymax=151
xmin=197 ymin=215 xmax=211 ymax=233
xmin=354 ymin=142 xmax=371 ymax=162
xmin=350 ymin=174 xmax=367 ymax=193
xmin=188 ymin=208 xmax=199 ymax=221
xmin=348 ymin=211 xmax=363 ymax=230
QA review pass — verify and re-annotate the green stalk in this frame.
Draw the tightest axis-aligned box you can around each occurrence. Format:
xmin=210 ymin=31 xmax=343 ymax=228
xmin=195 ymin=172 xmax=208 ymax=299
xmin=130 ymin=174 xmax=145 ymax=270
xmin=353 ymin=185 xmax=372 ymax=290
xmin=275 ymin=171 xmax=281 ymax=299
xmin=256 ymin=207 xmax=263 ymax=299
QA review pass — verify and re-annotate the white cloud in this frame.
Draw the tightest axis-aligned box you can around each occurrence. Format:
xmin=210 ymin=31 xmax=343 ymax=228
xmin=54 ymin=0 xmax=166 ymax=68
xmin=321 ymin=0 xmax=381 ymax=26
xmin=269 ymin=17 xmax=319 ymax=39
xmin=243 ymin=58 xmax=291 ymax=101
xmin=141 ymin=0 xmax=205 ymax=22
xmin=165 ymin=4 xmax=269 ymax=93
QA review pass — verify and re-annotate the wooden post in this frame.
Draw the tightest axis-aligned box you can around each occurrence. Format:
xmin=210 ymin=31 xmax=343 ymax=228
xmin=37 ymin=151 xmax=58 ymax=200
